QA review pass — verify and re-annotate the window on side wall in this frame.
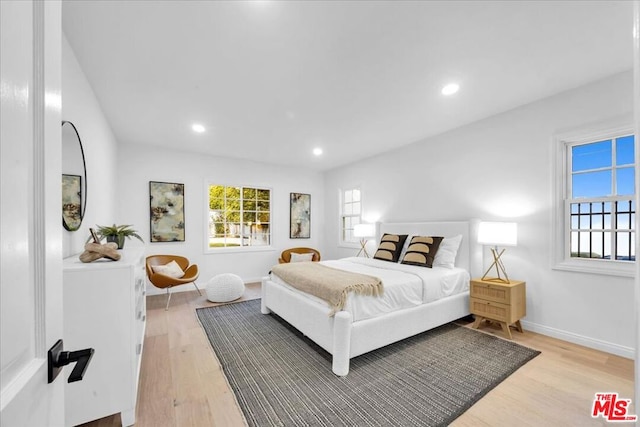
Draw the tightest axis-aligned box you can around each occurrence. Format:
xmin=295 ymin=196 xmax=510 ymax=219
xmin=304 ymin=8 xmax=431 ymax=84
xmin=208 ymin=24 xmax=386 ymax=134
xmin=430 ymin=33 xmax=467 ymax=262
xmin=554 ymin=126 xmax=636 ymax=276
xmin=340 ymin=187 xmax=361 ymax=245
xmin=207 ymin=184 xmax=271 ymax=251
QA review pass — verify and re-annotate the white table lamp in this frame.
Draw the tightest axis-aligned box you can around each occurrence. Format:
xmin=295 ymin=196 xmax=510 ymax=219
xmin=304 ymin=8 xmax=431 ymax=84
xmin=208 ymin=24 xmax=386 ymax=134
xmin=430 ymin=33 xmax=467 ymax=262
xmin=353 ymin=223 xmax=376 ymax=258
xmin=478 ymin=221 xmax=517 ymax=283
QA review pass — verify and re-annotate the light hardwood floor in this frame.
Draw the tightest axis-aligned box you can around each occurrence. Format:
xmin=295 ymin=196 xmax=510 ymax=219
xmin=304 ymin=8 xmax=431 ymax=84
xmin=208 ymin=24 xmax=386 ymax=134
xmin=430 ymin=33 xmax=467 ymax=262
xmin=82 ymin=284 xmax=635 ymax=427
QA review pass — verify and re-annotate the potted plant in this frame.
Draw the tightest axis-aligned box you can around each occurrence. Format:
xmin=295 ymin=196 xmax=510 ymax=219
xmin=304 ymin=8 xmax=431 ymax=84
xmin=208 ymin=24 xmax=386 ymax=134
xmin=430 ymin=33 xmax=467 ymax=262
xmin=91 ymin=224 xmax=144 ymax=249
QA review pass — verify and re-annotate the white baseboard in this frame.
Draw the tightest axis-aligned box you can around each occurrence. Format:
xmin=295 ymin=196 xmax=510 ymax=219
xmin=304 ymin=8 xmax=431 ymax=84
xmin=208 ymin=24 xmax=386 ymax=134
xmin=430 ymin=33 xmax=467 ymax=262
xmin=146 ymin=285 xmax=166 ymax=296
xmin=520 ymin=320 xmax=635 ymax=360
xmin=145 ymin=276 xmax=263 ymax=296
xmin=145 ymin=281 xmax=203 ymax=296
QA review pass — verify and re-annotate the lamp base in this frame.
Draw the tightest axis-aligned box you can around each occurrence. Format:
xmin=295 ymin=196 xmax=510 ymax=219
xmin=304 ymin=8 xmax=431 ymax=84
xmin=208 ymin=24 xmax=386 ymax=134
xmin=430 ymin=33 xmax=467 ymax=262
xmin=356 ymin=239 xmax=370 ymax=258
xmin=481 ymin=247 xmax=510 ymax=283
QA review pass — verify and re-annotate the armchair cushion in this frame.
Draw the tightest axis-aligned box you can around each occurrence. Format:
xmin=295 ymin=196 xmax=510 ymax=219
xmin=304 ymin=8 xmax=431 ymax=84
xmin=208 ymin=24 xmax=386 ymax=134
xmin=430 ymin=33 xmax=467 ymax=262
xmin=290 ymin=252 xmax=314 ymax=263
xmin=151 ymin=260 xmax=184 ymax=278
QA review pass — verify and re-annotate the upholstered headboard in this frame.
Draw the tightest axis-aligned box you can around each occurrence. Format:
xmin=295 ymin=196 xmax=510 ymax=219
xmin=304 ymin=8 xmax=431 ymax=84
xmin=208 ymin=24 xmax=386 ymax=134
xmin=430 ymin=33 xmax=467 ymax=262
xmin=378 ymin=220 xmax=481 ymax=275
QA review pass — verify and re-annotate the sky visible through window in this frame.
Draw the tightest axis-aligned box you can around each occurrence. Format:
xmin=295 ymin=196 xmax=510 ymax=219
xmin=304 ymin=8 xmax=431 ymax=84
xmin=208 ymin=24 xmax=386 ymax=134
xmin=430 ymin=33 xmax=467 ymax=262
xmin=571 ymin=135 xmax=635 ymax=260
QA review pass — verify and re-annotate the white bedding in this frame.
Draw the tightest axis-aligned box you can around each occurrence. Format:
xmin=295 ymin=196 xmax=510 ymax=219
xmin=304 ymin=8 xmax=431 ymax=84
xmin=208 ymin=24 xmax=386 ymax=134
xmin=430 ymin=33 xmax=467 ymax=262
xmin=270 ymin=257 xmax=469 ymax=322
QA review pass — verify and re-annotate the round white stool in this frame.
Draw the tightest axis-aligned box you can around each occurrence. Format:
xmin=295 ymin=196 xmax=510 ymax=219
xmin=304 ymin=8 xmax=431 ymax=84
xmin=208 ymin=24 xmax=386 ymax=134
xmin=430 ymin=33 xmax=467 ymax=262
xmin=206 ymin=273 xmax=244 ymax=303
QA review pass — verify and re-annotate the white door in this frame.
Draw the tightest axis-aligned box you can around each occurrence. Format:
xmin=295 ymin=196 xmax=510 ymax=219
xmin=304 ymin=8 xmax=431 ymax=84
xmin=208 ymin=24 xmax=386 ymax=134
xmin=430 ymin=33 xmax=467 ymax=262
xmin=0 ymin=1 xmax=65 ymax=425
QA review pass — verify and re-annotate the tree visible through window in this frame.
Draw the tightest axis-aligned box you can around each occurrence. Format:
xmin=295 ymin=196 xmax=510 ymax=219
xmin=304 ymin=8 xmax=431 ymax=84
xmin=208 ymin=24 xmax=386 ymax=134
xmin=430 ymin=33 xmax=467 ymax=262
xmin=208 ymin=185 xmax=271 ymax=248
xmin=568 ymin=134 xmax=635 ymax=261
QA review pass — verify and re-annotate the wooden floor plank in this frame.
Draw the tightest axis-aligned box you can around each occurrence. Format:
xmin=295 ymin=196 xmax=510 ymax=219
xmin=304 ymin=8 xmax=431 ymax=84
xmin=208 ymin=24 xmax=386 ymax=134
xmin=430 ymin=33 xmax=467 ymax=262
xmin=134 ymin=334 xmax=176 ymax=427
xmin=82 ymin=283 xmax=634 ymax=427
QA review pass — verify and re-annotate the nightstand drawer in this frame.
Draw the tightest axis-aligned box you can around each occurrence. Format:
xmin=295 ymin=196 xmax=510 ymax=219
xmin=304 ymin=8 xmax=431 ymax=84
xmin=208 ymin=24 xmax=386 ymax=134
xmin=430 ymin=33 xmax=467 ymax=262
xmin=470 ymin=297 xmax=510 ymax=322
xmin=470 ymin=281 xmax=511 ymax=304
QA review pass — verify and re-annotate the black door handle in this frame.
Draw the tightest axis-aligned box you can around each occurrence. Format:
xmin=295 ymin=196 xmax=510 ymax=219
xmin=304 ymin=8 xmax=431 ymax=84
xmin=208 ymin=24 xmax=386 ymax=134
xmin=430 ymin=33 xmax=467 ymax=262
xmin=48 ymin=339 xmax=95 ymax=383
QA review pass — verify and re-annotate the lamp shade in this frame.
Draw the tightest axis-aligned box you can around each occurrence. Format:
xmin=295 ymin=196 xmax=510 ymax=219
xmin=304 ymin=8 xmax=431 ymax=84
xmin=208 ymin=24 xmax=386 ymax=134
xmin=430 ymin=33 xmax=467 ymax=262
xmin=478 ymin=221 xmax=517 ymax=247
xmin=353 ymin=223 xmax=376 ymax=238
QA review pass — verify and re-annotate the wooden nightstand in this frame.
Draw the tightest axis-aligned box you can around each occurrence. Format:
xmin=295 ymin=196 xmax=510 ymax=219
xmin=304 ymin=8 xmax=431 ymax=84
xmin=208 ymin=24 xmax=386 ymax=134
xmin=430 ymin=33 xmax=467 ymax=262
xmin=469 ymin=278 xmax=526 ymax=339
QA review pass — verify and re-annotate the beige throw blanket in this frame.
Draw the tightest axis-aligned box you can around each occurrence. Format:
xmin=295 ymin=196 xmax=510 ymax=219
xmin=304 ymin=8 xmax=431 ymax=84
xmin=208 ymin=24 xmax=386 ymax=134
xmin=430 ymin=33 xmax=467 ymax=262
xmin=271 ymin=262 xmax=383 ymax=316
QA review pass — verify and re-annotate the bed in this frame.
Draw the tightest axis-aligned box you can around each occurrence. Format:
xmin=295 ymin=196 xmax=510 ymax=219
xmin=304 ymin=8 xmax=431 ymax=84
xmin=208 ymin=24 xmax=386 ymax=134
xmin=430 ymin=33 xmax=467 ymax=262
xmin=261 ymin=221 xmax=481 ymax=376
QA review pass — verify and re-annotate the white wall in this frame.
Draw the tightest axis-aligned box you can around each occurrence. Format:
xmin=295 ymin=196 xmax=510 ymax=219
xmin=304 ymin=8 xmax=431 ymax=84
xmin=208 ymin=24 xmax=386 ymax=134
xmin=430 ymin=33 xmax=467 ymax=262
xmin=116 ymin=143 xmax=325 ymax=294
xmin=62 ymin=34 xmax=119 ymax=257
xmin=324 ymin=70 xmax=635 ymax=358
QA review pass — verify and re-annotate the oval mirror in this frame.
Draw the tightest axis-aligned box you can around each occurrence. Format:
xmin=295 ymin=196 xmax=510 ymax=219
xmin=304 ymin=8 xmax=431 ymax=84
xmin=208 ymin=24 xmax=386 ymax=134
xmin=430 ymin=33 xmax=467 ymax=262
xmin=61 ymin=121 xmax=87 ymax=231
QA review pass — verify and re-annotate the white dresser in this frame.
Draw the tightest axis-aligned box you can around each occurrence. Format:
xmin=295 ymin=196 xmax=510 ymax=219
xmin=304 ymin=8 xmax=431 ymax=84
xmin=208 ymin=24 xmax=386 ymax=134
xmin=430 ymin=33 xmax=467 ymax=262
xmin=62 ymin=247 xmax=146 ymax=426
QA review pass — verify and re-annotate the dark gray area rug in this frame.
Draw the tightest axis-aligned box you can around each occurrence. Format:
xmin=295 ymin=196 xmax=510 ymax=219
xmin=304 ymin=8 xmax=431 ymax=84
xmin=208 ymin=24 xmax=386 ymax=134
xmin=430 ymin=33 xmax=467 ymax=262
xmin=196 ymin=299 xmax=540 ymax=427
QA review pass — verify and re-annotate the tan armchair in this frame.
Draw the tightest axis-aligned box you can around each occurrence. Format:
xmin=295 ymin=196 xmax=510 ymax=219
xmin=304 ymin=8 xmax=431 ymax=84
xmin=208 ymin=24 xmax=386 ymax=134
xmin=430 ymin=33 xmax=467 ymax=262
xmin=278 ymin=247 xmax=321 ymax=264
xmin=146 ymin=255 xmax=201 ymax=310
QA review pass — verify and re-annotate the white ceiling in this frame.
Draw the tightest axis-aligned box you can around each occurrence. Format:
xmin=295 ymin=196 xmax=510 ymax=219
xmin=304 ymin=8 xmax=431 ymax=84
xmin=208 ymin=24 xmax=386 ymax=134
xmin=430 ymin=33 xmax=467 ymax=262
xmin=62 ymin=1 xmax=633 ymax=171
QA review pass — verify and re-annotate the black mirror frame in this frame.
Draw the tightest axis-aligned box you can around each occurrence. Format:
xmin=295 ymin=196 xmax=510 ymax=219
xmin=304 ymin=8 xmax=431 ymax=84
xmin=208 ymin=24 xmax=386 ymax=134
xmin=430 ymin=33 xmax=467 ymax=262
xmin=62 ymin=120 xmax=87 ymax=232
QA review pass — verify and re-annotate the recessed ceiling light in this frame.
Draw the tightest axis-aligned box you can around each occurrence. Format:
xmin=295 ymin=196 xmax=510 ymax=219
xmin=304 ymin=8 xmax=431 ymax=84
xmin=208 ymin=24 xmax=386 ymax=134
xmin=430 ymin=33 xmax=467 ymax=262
xmin=192 ymin=123 xmax=206 ymax=133
xmin=441 ymin=83 xmax=460 ymax=96
xmin=313 ymin=147 xmax=323 ymax=156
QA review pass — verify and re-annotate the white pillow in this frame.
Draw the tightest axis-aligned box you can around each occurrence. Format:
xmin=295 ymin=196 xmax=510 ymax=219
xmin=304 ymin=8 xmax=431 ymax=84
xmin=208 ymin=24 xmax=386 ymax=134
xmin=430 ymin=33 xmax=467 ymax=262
xmin=152 ymin=260 xmax=185 ymax=278
xmin=290 ymin=252 xmax=314 ymax=262
xmin=398 ymin=234 xmax=414 ymax=262
xmin=432 ymin=234 xmax=463 ymax=269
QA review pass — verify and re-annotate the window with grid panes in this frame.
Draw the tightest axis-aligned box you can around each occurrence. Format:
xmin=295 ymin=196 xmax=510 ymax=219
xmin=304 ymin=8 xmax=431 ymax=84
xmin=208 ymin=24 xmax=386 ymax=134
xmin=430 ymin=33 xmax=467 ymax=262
xmin=568 ymin=133 xmax=635 ymax=262
xmin=340 ymin=188 xmax=361 ymax=244
xmin=207 ymin=185 xmax=271 ymax=248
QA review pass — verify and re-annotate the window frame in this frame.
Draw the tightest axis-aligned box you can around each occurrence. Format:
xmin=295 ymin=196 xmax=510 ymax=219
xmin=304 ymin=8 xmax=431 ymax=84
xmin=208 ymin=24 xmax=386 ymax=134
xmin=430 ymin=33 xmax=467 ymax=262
xmin=204 ymin=182 xmax=274 ymax=254
xmin=552 ymin=122 xmax=635 ymax=277
xmin=339 ymin=186 xmax=362 ymax=247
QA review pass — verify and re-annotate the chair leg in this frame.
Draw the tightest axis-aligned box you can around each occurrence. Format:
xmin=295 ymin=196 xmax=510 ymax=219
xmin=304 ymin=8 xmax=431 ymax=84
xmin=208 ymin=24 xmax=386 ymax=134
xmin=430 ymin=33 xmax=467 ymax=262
xmin=193 ymin=280 xmax=202 ymax=296
xmin=165 ymin=287 xmax=173 ymax=311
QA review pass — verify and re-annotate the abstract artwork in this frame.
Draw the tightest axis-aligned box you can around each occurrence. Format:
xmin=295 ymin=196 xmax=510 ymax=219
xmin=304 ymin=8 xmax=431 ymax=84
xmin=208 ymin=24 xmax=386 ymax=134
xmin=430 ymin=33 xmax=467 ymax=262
xmin=150 ymin=181 xmax=185 ymax=242
xmin=62 ymin=174 xmax=82 ymax=231
xmin=290 ymin=193 xmax=310 ymax=238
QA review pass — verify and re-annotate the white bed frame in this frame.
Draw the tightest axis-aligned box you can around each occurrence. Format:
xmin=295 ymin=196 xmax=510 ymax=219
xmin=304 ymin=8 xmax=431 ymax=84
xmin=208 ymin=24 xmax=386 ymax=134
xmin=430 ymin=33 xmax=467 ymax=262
xmin=261 ymin=221 xmax=481 ymax=376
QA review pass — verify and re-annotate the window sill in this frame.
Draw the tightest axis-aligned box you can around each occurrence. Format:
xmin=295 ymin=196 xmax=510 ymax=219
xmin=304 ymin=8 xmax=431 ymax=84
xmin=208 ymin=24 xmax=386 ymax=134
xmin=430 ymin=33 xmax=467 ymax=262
xmin=205 ymin=246 xmax=276 ymax=255
xmin=553 ymin=258 xmax=635 ymax=278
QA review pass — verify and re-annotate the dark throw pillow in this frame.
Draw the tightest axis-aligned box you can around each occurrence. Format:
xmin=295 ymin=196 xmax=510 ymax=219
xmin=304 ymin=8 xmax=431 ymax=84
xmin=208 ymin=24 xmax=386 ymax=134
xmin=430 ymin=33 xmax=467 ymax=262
xmin=400 ymin=236 xmax=444 ymax=268
xmin=373 ymin=233 xmax=408 ymax=263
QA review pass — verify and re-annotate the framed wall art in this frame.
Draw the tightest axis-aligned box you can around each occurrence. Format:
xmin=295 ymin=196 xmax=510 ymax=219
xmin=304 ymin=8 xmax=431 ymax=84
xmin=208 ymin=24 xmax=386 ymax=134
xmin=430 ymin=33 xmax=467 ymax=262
xmin=149 ymin=181 xmax=185 ymax=242
xmin=290 ymin=192 xmax=310 ymax=239
xmin=62 ymin=174 xmax=82 ymax=231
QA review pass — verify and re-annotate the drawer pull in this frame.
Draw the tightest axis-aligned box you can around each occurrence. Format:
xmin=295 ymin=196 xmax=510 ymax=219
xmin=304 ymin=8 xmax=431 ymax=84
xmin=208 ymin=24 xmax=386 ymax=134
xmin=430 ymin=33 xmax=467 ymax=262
xmin=136 ymin=344 xmax=142 ymax=355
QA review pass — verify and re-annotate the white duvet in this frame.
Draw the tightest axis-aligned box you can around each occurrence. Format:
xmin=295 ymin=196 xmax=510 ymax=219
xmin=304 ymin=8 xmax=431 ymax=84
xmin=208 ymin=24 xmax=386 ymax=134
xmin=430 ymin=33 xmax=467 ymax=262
xmin=270 ymin=257 xmax=469 ymax=322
